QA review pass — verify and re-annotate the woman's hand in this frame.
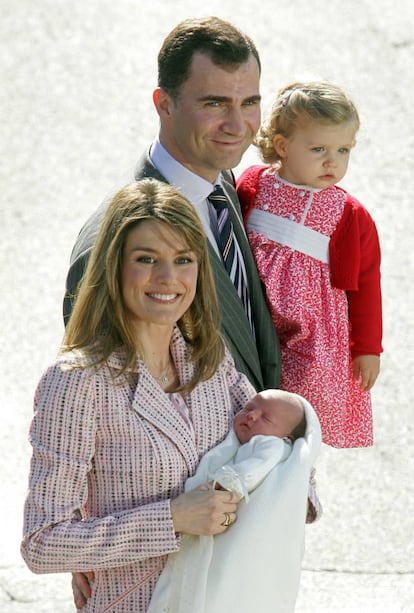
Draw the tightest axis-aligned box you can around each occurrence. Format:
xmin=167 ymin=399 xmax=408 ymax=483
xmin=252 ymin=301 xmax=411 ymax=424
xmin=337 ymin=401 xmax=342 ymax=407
xmin=70 ymin=486 xmax=239 ymax=608
xmin=72 ymin=571 xmax=95 ymax=610
xmin=170 ymin=484 xmax=239 ymax=535
xmin=352 ymin=354 xmax=380 ymax=391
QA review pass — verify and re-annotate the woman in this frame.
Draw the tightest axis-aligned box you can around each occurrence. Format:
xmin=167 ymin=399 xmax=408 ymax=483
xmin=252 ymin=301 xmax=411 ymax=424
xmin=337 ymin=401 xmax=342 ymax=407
xmin=21 ymin=179 xmax=255 ymax=612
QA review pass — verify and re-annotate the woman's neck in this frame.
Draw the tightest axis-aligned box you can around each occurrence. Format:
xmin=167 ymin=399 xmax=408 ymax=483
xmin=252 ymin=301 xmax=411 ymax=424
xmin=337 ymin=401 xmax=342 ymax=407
xmin=135 ymin=324 xmax=178 ymax=389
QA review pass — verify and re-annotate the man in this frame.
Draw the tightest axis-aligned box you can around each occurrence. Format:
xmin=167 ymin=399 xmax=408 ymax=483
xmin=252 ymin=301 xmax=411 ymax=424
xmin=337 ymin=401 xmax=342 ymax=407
xmin=64 ymin=16 xmax=281 ymax=392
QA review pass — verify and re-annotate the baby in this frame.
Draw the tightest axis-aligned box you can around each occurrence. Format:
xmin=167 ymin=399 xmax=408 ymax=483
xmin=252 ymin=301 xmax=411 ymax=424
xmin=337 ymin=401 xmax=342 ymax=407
xmin=148 ymin=389 xmax=320 ymax=613
xmin=211 ymin=389 xmax=307 ymax=499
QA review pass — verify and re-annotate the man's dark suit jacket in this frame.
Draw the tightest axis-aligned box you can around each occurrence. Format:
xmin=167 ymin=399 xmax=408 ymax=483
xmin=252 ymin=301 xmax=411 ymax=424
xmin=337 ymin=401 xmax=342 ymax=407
xmin=63 ymin=151 xmax=281 ymax=391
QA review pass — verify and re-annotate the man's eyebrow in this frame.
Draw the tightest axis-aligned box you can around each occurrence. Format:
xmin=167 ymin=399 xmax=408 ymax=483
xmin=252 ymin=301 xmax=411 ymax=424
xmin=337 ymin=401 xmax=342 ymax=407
xmin=197 ymin=94 xmax=261 ymax=103
xmin=197 ymin=95 xmax=232 ymax=103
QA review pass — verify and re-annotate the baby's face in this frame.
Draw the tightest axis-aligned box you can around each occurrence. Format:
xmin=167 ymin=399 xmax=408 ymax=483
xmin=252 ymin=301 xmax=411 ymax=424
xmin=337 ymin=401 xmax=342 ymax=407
xmin=234 ymin=392 xmax=302 ymax=444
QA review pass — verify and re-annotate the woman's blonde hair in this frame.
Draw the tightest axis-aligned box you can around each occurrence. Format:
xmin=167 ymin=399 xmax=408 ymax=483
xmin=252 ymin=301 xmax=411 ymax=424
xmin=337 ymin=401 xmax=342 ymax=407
xmin=63 ymin=179 xmax=225 ymax=392
xmin=255 ymin=80 xmax=360 ymax=163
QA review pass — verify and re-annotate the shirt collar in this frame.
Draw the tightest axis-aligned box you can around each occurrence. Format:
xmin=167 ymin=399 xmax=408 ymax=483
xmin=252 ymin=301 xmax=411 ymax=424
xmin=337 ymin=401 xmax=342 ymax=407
xmin=150 ymin=139 xmax=222 ymax=203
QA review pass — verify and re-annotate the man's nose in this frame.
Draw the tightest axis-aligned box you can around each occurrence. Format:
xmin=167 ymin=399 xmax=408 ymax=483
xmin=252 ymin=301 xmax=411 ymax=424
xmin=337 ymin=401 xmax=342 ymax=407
xmin=223 ymin=108 xmax=244 ymax=134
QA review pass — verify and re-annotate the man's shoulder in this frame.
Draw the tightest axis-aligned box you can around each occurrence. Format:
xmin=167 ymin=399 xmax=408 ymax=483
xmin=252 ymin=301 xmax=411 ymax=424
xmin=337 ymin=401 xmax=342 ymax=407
xmin=133 ymin=150 xmax=167 ymax=182
xmin=70 ymin=150 xmax=163 ymax=262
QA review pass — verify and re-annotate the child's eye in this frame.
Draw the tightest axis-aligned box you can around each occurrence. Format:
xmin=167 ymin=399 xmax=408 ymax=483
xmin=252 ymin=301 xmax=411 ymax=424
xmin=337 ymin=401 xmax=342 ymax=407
xmin=338 ymin=147 xmax=350 ymax=154
xmin=311 ymin=147 xmax=324 ymax=153
xmin=137 ymin=256 xmax=155 ymax=264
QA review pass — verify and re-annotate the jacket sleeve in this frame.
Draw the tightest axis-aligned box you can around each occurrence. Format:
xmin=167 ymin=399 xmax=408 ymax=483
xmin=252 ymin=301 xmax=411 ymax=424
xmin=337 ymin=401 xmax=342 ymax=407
xmin=346 ymin=205 xmax=383 ymax=356
xmin=21 ymin=363 xmax=179 ymax=574
xmin=329 ymin=195 xmax=383 ymax=357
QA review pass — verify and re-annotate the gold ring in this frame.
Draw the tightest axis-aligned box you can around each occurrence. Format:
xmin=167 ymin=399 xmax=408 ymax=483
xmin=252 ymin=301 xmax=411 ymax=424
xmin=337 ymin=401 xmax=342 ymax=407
xmin=221 ymin=512 xmax=232 ymax=527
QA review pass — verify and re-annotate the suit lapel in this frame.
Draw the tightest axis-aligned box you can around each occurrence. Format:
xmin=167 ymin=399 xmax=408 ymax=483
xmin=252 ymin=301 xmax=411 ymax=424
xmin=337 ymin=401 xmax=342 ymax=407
xmin=128 ymin=332 xmax=198 ymax=472
xmin=131 ymin=376 xmax=198 ymax=471
xmin=221 ymin=179 xmax=281 ymax=389
xmin=208 ymin=241 xmax=263 ymax=388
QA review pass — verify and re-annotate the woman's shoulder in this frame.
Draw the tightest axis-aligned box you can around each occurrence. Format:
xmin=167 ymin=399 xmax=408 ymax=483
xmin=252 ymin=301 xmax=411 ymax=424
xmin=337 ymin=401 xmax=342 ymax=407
xmin=40 ymin=346 xmax=124 ymax=382
xmin=35 ymin=348 xmax=131 ymax=408
xmin=36 ymin=351 xmax=100 ymax=388
xmin=56 ymin=348 xmax=104 ymax=370
xmin=217 ymin=347 xmax=256 ymax=394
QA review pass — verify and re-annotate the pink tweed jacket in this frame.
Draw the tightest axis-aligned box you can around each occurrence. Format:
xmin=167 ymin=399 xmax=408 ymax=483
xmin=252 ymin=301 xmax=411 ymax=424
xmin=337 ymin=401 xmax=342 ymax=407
xmin=21 ymin=328 xmax=255 ymax=612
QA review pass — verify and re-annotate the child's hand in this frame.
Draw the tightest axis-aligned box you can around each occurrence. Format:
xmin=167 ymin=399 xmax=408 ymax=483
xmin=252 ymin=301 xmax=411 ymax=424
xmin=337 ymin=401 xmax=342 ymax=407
xmin=352 ymin=355 xmax=380 ymax=391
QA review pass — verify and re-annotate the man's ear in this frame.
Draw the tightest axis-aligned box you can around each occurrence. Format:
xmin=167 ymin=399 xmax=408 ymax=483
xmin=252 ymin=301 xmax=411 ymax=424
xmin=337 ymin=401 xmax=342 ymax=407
xmin=272 ymin=134 xmax=288 ymax=159
xmin=153 ymin=87 xmax=173 ymax=117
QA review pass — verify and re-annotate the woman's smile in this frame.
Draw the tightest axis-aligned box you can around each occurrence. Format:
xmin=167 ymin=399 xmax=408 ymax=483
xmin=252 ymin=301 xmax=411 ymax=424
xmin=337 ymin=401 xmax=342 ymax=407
xmin=122 ymin=219 xmax=198 ymax=330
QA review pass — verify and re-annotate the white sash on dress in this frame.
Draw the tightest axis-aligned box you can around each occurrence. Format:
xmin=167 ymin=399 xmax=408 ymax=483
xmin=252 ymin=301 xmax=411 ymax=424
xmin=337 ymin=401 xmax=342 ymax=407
xmin=247 ymin=208 xmax=330 ymax=264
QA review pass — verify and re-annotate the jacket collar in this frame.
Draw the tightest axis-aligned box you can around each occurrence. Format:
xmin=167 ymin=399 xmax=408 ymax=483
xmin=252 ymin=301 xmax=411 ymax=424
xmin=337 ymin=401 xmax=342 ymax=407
xmin=106 ymin=327 xmax=199 ymax=472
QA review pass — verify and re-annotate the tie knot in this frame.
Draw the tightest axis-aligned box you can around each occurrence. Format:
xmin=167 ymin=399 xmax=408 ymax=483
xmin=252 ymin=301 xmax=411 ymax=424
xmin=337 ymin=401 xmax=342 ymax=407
xmin=208 ymin=185 xmax=229 ymax=211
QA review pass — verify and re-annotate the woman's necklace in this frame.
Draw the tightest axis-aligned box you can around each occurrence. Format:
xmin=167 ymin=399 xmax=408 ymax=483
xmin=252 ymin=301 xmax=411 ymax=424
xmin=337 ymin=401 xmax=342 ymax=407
xmin=158 ymin=370 xmax=170 ymax=385
xmin=145 ymin=352 xmax=175 ymax=387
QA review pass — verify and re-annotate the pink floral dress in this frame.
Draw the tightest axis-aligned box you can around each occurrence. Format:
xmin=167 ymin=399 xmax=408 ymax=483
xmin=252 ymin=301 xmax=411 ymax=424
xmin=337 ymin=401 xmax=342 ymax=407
xmin=244 ymin=169 xmax=372 ymax=448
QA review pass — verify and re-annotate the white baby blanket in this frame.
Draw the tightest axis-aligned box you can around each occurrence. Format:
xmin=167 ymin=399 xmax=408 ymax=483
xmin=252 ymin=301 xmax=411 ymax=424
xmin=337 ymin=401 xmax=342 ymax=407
xmin=148 ymin=395 xmax=321 ymax=613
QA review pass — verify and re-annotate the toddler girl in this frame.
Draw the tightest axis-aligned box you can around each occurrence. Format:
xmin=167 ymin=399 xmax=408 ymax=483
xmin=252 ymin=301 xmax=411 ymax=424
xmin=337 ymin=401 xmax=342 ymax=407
xmin=237 ymin=81 xmax=382 ymax=448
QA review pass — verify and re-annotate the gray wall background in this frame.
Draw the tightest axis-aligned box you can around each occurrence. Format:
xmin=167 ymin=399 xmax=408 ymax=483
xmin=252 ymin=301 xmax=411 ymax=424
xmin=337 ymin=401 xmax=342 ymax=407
xmin=1 ymin=1 xmax=413 ymax=610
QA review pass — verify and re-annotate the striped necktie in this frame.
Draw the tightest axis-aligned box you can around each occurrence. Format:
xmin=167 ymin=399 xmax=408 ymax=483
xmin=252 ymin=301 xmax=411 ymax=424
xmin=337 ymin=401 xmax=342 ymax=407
xmin=208 ymin=185 xmax=254 ymax=333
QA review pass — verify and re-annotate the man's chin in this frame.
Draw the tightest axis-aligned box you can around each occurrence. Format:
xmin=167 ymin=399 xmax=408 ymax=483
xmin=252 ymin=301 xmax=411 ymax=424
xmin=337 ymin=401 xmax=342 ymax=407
xmin=215 ymin=153 xmax=246 ymax=173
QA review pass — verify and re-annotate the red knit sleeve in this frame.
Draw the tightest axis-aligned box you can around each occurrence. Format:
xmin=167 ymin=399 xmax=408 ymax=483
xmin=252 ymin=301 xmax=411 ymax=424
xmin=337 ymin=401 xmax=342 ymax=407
xmin=236 ymin=165 xmax=267 ymax=223
xmin=346 ymin=203 xmax=383 ymax=357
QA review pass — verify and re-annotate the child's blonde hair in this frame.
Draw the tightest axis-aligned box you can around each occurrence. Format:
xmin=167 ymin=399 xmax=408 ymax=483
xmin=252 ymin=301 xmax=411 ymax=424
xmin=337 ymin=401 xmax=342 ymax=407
xmin=255 ymin=80 xmax=360 ymax=163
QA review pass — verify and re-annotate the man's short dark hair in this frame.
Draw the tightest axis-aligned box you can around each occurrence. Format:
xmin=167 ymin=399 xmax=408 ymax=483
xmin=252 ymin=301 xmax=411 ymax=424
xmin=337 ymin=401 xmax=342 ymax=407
xmin=158 ymin=16 xmax=261 ymax=99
